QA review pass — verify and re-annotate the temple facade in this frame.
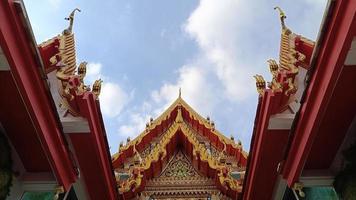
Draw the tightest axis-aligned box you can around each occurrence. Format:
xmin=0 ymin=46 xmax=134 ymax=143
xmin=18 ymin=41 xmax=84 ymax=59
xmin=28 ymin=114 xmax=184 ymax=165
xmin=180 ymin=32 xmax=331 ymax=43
xmin=112 ymin=95 xmax=248 ymax=199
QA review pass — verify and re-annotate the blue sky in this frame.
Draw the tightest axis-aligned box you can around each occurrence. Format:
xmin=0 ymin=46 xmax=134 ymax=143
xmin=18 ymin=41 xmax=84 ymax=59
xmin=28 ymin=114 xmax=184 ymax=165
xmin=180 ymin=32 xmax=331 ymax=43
xmin=24 ymin=0 xmax=327 ymax=154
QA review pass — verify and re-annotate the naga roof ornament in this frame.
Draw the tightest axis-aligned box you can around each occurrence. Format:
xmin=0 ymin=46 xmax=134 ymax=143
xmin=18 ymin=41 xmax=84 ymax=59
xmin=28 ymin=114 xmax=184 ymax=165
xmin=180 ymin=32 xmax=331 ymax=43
xmin=253 ymin=7 xmax=315 ymax=114
xmin=38 ymin=9 xmax=103 ymax=117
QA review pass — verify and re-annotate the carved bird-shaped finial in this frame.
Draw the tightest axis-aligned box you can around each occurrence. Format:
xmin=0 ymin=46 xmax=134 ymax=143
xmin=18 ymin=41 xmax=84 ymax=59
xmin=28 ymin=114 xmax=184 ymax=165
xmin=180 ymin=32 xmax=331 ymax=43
xmin=63 ymin=8 xmax=81 ymax=35
xmin=274 ymin=6 xmax=287 ymax=30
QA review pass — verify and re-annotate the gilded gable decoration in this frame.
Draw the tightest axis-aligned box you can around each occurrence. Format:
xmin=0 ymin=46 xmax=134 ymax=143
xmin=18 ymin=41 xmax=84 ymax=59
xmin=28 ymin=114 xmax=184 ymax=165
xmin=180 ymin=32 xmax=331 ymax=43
xmin=112 ymin=96 xmax=248 ymax=199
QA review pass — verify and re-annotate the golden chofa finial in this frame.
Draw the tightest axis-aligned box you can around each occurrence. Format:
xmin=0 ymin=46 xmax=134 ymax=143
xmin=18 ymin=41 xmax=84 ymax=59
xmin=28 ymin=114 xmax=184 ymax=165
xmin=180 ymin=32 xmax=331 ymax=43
xmin=63 ymin=8 xmax=81 ymax=35
xmin=178 ymin=87 xmax=182 ymax=98
xmin=274 ymin=6 xmax=286 ymax=30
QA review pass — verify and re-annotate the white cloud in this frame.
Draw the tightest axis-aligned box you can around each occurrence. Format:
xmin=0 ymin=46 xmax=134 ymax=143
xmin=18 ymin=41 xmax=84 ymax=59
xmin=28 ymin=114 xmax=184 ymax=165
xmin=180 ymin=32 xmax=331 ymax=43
xmin=151 ymin=65 xmax=217 ymax=116
xmin=112 ymin=0 xmax=328 ymax=151
xmin=118 ymin=113 xmax=150 ymax=138
xmin=117 ymin=100 xmax=154 ymax=139
xmin=100 ymin=82 xmax=131 ymax=118
xmin=85 ymin=62 xmax=131 ymax=118
xmin=116 ymin=0 xmax=260 ymax=141
xmin=118 ymin=65 xmax=218 ymax=138
xmin=184 ymin=0 xmax=263 ymax=102
xmin=48 ymin=0 xmax=62 ymax=9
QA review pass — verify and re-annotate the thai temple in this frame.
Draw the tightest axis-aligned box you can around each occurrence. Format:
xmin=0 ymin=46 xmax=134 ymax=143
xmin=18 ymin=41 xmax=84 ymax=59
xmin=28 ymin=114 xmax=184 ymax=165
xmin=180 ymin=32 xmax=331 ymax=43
xmin=0 ymin=0 xmax=355 ymax=200
xmin=112 ymin=93 xmax=247 ymax=199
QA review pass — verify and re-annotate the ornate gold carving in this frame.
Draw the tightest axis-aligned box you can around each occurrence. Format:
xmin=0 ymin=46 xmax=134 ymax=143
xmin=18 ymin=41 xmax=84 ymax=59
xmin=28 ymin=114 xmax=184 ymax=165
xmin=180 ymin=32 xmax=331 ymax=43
xmin=77 ymin=61 xmax=87 ymax=81
xmin=279 ymin=33 xmax=298 ymax=74
xmin=268 ymin=59 xmax=279 ymax=77
xmin=112 ymin=97 xmax=247 ymax=162
xmin=113 ymin=95 xmax=247 ymax=197
xmin=175 ymin=106 xmax=183 ymax=123
xmin=133 ymin=145 xmax=142 ymax=166
xmin=162 ymin=151 xmax=199 ymax=178
xmin=285 ymin=78 xmax=297 ymax=95
xmin=117 ymin=121 xmax=243 ymax=194
xmin=253 ymin=74 xmax=266 ymax=96
xmin=266 ymin=59 xmax=285 ymax=92
xmin=92 ymin=79 xmax=103 ymax=98
xmin=268 ymin=77 xmax=282 ymax=93
xmin=253 ymin=8 xmax=315 ymax=99
xmin=218 ymin=169 xmax=241 ymax=191
xmin=118 ymin=168 xmax=143 ymax=193
xmin=45 ymin=12 xmax=103 ymax=116
xmin=145 ymin=158 xmax=225 ymax=200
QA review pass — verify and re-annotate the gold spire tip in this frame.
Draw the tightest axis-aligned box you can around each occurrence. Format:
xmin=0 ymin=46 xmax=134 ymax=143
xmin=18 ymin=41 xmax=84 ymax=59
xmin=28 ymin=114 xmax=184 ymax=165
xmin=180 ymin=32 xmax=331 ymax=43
xmin=178 ymin=87 xmax=181 ymax=98
xmin=63 ymin=8 xmax=81 ymax=35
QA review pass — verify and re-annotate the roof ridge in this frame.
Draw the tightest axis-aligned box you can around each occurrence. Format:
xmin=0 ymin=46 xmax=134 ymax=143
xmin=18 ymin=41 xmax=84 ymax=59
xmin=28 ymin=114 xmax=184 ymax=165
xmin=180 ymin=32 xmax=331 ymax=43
xmin=113 ymin=96 xmax=247 ymax=160
xmin=117 ymin=121 xmax=243 ymax=193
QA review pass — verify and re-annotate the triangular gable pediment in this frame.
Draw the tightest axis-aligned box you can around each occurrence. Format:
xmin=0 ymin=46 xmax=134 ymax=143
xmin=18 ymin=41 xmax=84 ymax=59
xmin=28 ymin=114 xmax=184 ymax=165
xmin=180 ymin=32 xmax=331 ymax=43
xmin=113 ymin=97 xmax=246 ymax=163
xmin=113 ymin=97 xmax=247 ymax=199
xmin=157 ymin=150 xmax=202 ymax=179
xmin=143 ymin=149 xmax=220 ymax=199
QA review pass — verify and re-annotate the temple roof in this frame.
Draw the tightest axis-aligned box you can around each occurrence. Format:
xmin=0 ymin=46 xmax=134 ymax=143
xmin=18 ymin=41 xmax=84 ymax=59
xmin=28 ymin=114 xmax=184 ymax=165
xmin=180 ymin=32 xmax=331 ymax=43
xmin=112 ymin=94 xmax=247 ymax=161
xmin=112 ymin=94 xmax=248 ymax=199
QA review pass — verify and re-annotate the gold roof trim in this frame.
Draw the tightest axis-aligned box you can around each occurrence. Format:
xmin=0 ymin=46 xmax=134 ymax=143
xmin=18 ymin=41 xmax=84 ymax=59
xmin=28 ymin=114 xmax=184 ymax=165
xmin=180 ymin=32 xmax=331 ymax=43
xmin=38 ymin=10 xmax=103 ymax=116
xmin=112 ymin=96 xmax=247 ymax=160
xmin=112 ymin=98 xmax=180 ymax=157
xmin=118 ymin=120 xmax=243 ymax=193
xmin=278 ymin=31 xmax=299 ymax=74
xmin=180 ymin=98 xmax=241 ymax=148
